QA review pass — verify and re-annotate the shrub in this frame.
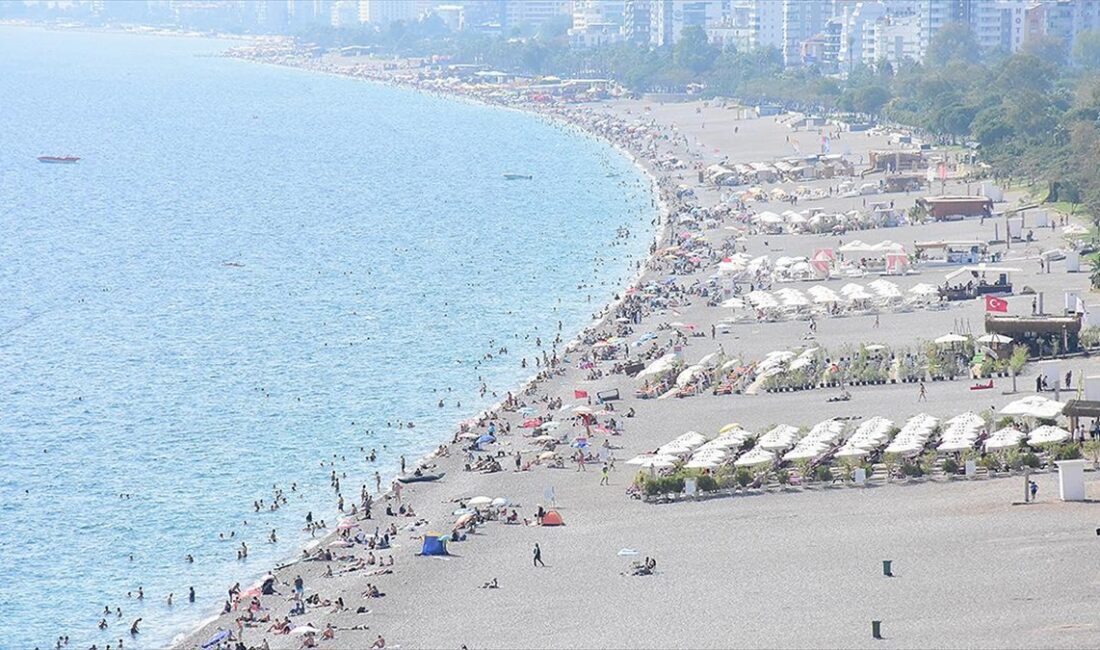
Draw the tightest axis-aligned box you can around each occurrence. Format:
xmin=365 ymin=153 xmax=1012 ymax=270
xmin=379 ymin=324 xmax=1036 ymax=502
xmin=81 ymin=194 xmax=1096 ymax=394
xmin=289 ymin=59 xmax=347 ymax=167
xmin=776 ymin=469 xmax=790 ymax=485
xmin=942 ymin=458 xmax=959 ymax=475
xmin=1021 ymin=452 xmax=1041 ymax=468
xmin=735 ymin=468 xmax=753 ymax=488
xmin=1052 ymin=443 xmax=1082 ymax=461
xmin=696 ymin=474 xmax=718 ymax=492
xmin=900 ymin=461 xmax=924 ymax=477
xmin=813 ymin=465 xmax=834 ymax=482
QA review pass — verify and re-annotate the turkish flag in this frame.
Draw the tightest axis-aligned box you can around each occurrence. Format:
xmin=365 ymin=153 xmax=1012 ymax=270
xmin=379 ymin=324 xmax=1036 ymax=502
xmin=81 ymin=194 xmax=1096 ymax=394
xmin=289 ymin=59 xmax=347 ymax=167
xmin=985 ymin=296 xmax=1008 ymax=312
xmin=574 ymin=390 xmax=588 ymax=399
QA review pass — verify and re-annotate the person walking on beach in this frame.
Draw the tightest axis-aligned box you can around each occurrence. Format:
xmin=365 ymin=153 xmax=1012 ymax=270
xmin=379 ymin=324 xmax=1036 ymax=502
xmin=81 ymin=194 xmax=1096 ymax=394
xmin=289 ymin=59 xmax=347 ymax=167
xmin=600 ymin=465 xmax=610 ymax=486
xmin=918 ymin=381 xmax=927 ymax=402
xmin=533 ymin=543 xmax=545 ymax=567
xmin=294 ymin=575 xmax=304 ymax=597
xmin=1029 ymin=480 xmax=1038 ymax=500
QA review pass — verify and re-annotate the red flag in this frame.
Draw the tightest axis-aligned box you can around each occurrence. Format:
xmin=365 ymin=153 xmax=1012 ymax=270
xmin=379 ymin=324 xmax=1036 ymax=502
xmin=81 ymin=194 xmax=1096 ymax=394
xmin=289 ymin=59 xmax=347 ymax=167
xmin=573 ymin=390 xmax=588 ymax=399
xmin=985 ymin=296 xmax=1008 ymax=313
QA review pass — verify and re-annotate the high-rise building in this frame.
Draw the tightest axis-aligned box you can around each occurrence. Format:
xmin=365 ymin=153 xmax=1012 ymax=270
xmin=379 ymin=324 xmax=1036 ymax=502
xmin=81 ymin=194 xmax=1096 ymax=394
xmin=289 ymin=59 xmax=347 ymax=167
xmin=781 ymin=0 xmax=833 ymax=66
xmin=837 ymin=1 xmax=889 ymax=69
xmin=651 ymin=0 xmax=720 ymax=47
xmin=502 ymin=0 xmax=571 ymax=30
xmin=749 ymin=0 xmax=784 ymax=52
xmin=624 ymin=0 xmax=653 ymax=45
xmin=358 ymin=0 xmax=420 ymax=25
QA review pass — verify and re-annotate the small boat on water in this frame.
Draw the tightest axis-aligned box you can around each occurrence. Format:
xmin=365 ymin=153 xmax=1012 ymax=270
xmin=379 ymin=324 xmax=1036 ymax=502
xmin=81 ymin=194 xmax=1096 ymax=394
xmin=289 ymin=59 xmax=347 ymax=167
xmin=37 ymin=155 xmax=80 ymax=164
xmin=396 ymin=472 xmax=446 ymax=484
xmin=503 ymin=173 xmax=532 ymax=180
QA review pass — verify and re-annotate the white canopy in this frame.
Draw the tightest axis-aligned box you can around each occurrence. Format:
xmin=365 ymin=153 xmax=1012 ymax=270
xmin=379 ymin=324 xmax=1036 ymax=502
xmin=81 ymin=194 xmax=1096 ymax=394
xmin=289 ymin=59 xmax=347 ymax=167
xmin=1000 ymin=395 xmax=1065 ymax=420
xmin=637 ymin=353 xmax=678 ymax=380
xmin=1027 ymin=425 xmax=1070 ymax=445
xmin=984 ymin=426 xmax=1026 ymax=451
xmin=934 ymin=333 xmax=969 ymax=344
xmin=756 ymin=424 xmax=800 ymax=451
xmin=733 ymin=448 xmax=775 ymax=467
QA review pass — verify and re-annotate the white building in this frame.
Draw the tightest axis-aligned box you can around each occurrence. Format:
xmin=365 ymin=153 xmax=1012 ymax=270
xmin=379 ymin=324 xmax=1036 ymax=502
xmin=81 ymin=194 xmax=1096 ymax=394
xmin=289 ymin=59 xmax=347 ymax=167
xmin=837 ymin=1 xmax=889 ymax=69
xmin=781 ymin=0 xmax=833 ymax=66
xmin=358 ymin=0 xmax=421 ymax=25
xmin=749 ymin=0 xmax=784 ymax=51
xmin=651 ymin=0 xmax=722 ymax=47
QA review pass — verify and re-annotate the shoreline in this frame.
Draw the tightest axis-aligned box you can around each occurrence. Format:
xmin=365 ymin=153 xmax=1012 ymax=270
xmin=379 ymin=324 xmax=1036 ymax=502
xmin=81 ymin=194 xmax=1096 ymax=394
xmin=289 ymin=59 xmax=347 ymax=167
xmin=174 ymin=50 xmax=675 ymax=648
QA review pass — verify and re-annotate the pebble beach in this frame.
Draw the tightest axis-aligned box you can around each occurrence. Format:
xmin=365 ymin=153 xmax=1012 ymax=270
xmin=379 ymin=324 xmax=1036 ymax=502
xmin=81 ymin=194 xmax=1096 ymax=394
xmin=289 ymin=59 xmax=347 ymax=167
xmin=178 ymin=48 xmax=1100 ymax=650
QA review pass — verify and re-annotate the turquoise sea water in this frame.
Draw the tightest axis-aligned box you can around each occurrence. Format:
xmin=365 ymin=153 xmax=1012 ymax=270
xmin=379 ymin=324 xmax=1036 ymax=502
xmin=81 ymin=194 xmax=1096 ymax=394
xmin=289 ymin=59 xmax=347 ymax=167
xmin=0 ymin=27 xmax=654 ymax=649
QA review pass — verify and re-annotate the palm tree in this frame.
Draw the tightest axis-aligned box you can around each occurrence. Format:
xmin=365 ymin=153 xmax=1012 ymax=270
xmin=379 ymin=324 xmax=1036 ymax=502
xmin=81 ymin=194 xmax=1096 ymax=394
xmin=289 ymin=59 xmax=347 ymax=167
xmin=1090 ymin=256 xmax=1100 ymax=290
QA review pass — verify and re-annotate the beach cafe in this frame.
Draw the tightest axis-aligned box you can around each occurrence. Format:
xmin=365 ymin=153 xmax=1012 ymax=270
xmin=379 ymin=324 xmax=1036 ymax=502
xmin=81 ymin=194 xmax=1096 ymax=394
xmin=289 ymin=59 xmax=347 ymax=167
xmin=941 ymin=264 xmax=1019 ymax=300
xmin=914 ymin=240 xmax=994 ymax=265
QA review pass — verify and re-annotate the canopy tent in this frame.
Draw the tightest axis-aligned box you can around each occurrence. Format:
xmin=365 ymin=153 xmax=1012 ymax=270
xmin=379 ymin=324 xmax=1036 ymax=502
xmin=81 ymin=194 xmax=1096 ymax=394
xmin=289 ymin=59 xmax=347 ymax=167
xmin=541 ymin=510 xmax=564 ymax=526
xmin=420 ymin=534 xmax=449 ymax=556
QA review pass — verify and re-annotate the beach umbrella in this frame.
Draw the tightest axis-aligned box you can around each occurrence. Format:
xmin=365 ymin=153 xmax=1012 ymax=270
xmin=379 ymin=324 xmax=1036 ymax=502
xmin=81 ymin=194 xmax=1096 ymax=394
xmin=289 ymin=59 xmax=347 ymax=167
xmin=532 ymin=435 xmax=557 ymax=442
xmin=1001 ymin=395 xmax=1065 ymax=419
xmin=718 ymin=422 xmax=742 ymax=434
xmin=977 ymin=333 xmax=1013 ymax=344
xmin=468 ymin=496 xmax=493 ymax=507
xmin=985 ymin=427 xmax=1026 ymax=451
xmin=476 ymin=434 xmax=496 ymax=445
xmin=454 ymin=513 xmax=475 ymax=528
xmin=336 ymin=518 xmax=358 ymax=531
xmin=491 ymin=497 xmax=510 ymax=507
xmin=537 ymin=421 xmax=561 ymax=431
xmin=573 ymin=406 xmax=594 ymax=415
xmin=909 ymin=283 xmax=939 ymax=297
xmin=934 ymin=333 xmax=968 ymax=345
xmin=1027 ymin=425 xmax=1070 ymax=445
xmin=538 ymin=451 xmax=557 ymax=461
xmin=522 ymin=418 xmax=542 ymax=428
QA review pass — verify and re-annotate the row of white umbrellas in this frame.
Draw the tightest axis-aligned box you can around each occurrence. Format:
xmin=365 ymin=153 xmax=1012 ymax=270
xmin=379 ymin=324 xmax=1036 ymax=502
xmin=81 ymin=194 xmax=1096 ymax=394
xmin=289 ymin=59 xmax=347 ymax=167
xmin=834 ymin=417 xmax=895 ymax=458
xmin=883 ymin=414 xmax=940 ymax=456
xmin=783 ymin=419 xmax=846 ymax=461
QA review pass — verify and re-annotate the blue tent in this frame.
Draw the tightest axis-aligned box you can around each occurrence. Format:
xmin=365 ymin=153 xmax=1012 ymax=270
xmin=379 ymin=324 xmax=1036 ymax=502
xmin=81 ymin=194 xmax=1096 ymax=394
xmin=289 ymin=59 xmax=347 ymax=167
xmin=476 ymin=433 xmax=496 ymax=446
xmin=420 ymin=534 xmax=448 ymax=556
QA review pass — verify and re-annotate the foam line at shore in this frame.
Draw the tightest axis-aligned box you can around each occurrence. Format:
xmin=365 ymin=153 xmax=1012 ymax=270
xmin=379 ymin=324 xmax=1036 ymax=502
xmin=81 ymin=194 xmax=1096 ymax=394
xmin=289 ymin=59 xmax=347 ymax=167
xmin=175 ymin=55 xmax=672 ymax=646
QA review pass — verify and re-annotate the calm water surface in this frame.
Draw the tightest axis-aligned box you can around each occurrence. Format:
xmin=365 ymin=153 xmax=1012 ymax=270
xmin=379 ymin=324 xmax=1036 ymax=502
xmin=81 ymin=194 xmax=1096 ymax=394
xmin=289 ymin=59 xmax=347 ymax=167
xmin=0 ymin=27 xmax=654 ymax=649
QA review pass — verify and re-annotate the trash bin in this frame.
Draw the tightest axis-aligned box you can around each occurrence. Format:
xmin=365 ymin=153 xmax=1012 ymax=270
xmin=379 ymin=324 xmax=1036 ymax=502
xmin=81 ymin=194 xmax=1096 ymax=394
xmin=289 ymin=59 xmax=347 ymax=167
xmin=872 ymin=620 xmax=882 ymax=639
xmin=882 ymin=560 xmax=893 ymax=577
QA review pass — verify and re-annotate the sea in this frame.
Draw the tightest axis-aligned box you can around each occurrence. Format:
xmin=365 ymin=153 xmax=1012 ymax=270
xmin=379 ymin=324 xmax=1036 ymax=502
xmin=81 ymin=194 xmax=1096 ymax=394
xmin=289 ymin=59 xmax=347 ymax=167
xmin=0 ymin=26 xmax=655 ymax=649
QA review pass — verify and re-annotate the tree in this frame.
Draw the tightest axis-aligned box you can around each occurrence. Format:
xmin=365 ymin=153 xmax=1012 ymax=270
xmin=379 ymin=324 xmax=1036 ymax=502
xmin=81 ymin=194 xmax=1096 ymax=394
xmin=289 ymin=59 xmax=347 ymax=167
xmin=1074 ymin=30 xmax=1100 ymax=70
xmin=852 ymin=85 xmax=891 ymax=114
xmin=674 ymin=25 xmax=719 ymax=75
xmin=926 ymin=22 xmax=981 ymax=66
xmin=1023 ymin=34 xmax=1069 ymax=68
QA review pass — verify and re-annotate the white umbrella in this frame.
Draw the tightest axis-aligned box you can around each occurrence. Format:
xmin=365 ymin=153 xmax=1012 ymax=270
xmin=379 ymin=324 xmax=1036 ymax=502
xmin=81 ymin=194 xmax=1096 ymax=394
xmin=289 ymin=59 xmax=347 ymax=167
xmin=734 ymin=448 xmax=775 ymax=467
xmin=934 ymin=333 xmax=968 ymax=345
xmin=468 ymin=496 xmax=492 ymax=507
xmin=908 ymin=283 xmax=940 ymax=297
xmin=1027 ymin=425 xmax=1070 ymax=445
xmin=984 ymin=426 xmax=1026 ymax=450
xmin=1001 ymin=395 xmax=1065 ymax=419
xmin=977 ymin=333 xmax=1013 ymax=344
xmin=491 ymin=497 xmax=510 ymax=507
